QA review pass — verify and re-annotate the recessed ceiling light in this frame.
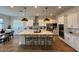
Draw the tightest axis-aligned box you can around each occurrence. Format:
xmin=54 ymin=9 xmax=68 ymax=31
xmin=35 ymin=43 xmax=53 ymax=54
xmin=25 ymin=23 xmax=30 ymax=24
xmin=35 ymin=6 xmax=37 ymax=8
xmin=10 ymin=6 xmax=14 ymax=8
xmin=58 ymin=6 xmax=62 ymax=8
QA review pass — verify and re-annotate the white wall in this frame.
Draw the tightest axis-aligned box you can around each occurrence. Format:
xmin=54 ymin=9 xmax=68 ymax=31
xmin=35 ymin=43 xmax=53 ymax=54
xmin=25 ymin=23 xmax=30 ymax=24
xmin=0 ymin=14 xmax=11 ymax=29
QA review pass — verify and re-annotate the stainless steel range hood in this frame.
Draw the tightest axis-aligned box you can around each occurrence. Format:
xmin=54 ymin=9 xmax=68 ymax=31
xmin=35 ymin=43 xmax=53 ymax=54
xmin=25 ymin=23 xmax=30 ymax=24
xmin=33 ymin=16 xmax=39 ymax=29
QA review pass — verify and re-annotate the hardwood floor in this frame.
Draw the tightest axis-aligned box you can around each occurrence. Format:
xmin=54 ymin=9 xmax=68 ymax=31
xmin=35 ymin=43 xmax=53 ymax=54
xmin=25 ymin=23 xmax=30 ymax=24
xmin=0 ymin=36 xmax=76 ymax=52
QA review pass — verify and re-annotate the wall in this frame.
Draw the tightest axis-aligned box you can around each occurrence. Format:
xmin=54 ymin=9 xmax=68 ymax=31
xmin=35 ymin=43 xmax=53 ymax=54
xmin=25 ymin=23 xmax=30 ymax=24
xmin=0 ymin=14 xmax=11 ymax=29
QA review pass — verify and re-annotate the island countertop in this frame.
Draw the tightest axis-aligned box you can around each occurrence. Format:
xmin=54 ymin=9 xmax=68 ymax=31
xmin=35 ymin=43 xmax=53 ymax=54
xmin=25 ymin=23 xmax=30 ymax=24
xmin=16 ymin=29 xmax=54 ymax=36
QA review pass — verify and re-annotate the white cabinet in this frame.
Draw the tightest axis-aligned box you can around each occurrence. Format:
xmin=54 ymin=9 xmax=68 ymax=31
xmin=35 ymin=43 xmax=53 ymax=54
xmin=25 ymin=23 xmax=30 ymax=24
xmin=67 ymin=14 xmax=73 ymax=28
xmin=67 ymin=35 xmax=74 ymax=47
xmin=74 ymin=37 xmax=79 ymax=51
xmin=67 ymin=13 xmax=79 ymax=28
xmin=58 ymin=16 xmax=64 ymax=24
xmin=64 ymin=33 xmax=72 ymax=45
xmin=72 ymin=13 xmax=79 ymax=28
xmin=69 ymin=35 xmax=76 ymax=48
xmin=64 ymin=33 xmax=79 ymax=51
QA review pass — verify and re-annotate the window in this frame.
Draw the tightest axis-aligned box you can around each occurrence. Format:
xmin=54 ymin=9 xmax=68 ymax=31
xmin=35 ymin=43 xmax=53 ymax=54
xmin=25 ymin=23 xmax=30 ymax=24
xmin=12 ymin=19 xmax=33 ymax=34
xmin=0 ymin=19 xmax=4 ymax=30
xmin=12 ymin=20 xmax=24 ymax=33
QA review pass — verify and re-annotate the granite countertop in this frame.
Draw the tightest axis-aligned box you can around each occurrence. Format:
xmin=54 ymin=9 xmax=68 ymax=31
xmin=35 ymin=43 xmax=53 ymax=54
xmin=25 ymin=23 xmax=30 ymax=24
xmin=16 ymin=29 xmax=54 ymax=35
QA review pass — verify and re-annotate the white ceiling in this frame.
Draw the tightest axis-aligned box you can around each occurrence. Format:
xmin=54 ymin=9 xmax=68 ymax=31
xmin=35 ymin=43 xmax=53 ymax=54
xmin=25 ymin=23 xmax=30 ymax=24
xmin=0 ymin=6 xmax=74 ymax=17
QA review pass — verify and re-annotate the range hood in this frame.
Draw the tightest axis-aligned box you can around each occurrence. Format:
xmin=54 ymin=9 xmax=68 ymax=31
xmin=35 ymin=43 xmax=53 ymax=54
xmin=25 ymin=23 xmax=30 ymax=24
xmin=33 ymin=16 xmax=39 ymax=29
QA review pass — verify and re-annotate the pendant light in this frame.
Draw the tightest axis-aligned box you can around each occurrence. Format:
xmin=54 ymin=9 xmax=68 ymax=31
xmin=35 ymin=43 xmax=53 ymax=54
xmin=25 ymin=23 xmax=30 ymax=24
xmin=44 ymin=7 xmax=50 ymax=21
xmin=21 ymin=7 xmax=28 ymax=21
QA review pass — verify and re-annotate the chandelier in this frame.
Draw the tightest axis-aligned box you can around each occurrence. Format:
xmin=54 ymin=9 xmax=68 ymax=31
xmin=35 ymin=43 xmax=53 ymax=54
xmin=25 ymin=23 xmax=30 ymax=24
xmin=44 ymin=7 xmax=50 ymax=21
xmin=21 ymin=7 xmax=28 ymax=21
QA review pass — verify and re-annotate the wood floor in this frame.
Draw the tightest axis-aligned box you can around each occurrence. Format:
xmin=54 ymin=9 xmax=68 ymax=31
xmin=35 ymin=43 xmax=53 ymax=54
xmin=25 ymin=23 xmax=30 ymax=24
xmin=0 ymin=36 xmax=76 ymax=52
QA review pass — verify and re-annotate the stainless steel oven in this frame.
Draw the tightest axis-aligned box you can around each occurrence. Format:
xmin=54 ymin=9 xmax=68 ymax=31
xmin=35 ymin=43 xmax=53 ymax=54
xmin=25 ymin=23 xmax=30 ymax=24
xmin=59 ymin=24 xmax=64 ymax=39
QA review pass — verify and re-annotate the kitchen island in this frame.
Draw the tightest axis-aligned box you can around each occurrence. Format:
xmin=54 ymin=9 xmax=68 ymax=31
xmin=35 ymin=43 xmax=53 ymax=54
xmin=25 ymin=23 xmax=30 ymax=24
xmin=17 ymin=29 xmax=54 ymax=36
xmin=16 ymin=29 xmax=54 ymax=46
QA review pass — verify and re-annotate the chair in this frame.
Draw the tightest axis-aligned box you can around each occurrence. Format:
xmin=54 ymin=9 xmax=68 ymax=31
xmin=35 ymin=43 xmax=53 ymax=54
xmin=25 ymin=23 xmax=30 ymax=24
xmin=9 ymin=31 xmax=14 ymax=39
xmin=0 ymin=35 xmax=6 ymax=44
xmin=5 ymin=33 xmax=11 ymax=41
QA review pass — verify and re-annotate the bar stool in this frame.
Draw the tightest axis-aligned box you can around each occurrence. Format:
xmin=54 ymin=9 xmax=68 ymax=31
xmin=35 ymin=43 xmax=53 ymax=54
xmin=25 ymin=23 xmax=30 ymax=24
xmin=47 ymin=37 xmax=53 ymax=48
xmin=44 ymin=36 xmax=53 ymax=48
xmin=33 ymin=36 xmax=38 ymax=46
xmin=37 ymin=35 xmax=41 ymax=46
xmin=40 ymin=36 xmax=45 ymax=47
xmin=25 ymin=36 xmax=32 ymax=46
xmin=44 ymin=36 xmax=48 ymax=46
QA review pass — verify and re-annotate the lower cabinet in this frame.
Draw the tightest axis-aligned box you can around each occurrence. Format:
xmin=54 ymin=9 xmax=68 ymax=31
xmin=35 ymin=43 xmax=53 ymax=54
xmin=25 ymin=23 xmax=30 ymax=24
xmin=64 ymin=33 xmax=79 ymax=51
xmin=69 ymin=35 xmax=76 ymax=49
xmin=74 ymin=37 xmax=79 ymax=51
xmin=64 ymin=33 xmax=71 ymax=45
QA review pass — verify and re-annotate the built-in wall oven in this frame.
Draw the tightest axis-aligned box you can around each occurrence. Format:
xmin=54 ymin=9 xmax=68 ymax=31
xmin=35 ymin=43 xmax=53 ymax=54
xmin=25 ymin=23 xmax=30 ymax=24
xmin=59 ymin=24 xmax=64 ymax=39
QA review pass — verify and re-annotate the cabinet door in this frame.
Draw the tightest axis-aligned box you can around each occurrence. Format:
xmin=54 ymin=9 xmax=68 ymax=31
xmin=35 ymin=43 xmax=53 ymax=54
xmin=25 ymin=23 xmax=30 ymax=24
xmin=64 ymin=33 xmax=70 ymax=44
xmin=67 ymin=13 xmax=79 ymax=28
xmin=69 ymin=35 xmax=76 ymax=48
xmin=77 ymin=13 xmax=79 ymax=28
xmin=58 ymin=16 xmax=64 ymax=24
xmin=64 ymin=33 xmax=74 ymax=47
xmin=72 ymin=13 xmax=78 ymax=28
xmin=67 ymin=14 xmax=73 ymax=28
xmin=74 ymin=37 xmax=79 ymax=51
xmin=64 ymin=33 xmax=79 ymax=51
xmin=64 ymin=34 xmax=68 ymax=43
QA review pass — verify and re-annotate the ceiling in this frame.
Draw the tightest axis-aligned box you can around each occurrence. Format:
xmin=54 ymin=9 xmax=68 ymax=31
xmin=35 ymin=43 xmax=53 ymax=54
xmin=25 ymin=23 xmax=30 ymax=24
xmin=0 ymin=6 xmax=74 ymax=17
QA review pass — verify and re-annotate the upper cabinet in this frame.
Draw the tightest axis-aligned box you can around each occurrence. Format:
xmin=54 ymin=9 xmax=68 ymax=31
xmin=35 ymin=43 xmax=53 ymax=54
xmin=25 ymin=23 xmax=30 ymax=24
xmin=67 ymin=13 xmax=79 ymax=28
xmin=58 ymin=16 xmax=64 ymax=24
xmin=67 ymin=14 xmax=73 ymax=28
